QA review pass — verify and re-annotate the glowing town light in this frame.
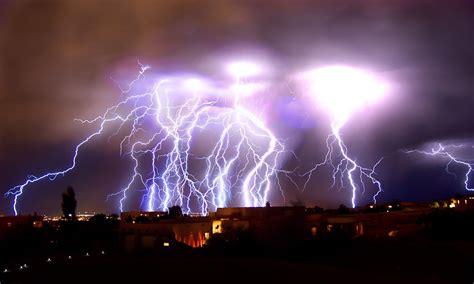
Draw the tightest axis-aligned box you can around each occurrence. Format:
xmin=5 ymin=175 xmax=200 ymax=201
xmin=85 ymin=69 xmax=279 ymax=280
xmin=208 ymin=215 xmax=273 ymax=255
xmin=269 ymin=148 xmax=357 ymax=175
xmin=227 ymin=61 xmax=262 ymax=78
xmin=302 ymin=65 xmax=388 ymax=208
xmin=306 ymin=65 xmax=387 ymax=124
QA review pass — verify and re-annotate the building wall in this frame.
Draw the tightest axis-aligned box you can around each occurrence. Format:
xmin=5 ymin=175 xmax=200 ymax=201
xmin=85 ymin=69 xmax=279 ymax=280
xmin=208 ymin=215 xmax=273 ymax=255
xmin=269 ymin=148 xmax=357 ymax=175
xmin=119 ymin=218 xmax=211 ymax=251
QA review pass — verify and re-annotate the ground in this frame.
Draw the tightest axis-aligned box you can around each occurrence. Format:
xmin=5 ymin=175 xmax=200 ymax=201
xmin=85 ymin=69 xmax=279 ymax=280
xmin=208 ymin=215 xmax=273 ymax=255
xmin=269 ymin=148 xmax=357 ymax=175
xmin=3 ymin=240 xmax=473 ymax=283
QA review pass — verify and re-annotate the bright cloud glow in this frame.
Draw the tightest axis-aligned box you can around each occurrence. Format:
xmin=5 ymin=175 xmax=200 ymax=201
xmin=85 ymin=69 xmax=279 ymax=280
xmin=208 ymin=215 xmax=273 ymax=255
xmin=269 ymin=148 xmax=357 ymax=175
xmin=227 ymin=61 xmax=262 ymax=78
xmin=183 ymin=78 xmax=206 ymax=92
xmin=306 ymin=65 xmax=388 ymax=124
xmin=230 ymin=82 xmax=266 ymax=97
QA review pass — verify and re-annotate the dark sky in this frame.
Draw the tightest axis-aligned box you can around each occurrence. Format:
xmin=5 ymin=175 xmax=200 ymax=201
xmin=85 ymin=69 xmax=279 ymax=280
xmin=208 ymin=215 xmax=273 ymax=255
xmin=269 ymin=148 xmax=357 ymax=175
xmin=1 ymin=0 xmax=474 ymax=215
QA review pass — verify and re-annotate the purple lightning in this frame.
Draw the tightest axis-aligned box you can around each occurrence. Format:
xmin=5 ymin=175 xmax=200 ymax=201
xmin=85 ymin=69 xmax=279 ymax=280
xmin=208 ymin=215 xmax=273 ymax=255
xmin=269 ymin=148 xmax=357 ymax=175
xmin=404 ymin=143 xmax=474 ymax=192
xmin=300 ymin=66 xmax=389 ymax=208
xmin=5 ymin=61 xmax=292 ymax=215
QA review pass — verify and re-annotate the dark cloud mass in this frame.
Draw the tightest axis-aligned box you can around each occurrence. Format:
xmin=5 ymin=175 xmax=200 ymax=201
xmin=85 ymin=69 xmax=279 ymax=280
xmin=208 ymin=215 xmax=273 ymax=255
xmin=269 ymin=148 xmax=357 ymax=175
xmin=1 ymin=0 xmax=473 ymax=215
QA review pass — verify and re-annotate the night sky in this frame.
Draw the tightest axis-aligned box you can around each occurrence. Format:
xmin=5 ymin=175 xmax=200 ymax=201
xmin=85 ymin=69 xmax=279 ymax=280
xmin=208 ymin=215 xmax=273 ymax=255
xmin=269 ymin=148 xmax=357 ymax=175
xmin=1 ymin=0 xmax=474 ymax=215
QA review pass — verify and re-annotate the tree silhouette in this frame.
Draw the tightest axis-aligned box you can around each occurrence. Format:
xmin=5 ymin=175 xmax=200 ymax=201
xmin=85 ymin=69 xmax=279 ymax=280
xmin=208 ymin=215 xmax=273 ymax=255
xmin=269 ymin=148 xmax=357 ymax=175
xmin=337 ymin=204 xmax=350 ymax=214
xmin=313 ymin=206 xmax=324 ymax=213
xmin=168 ymin=205 xmax=183 ymax=218
xmin=61 ymin=186 xmax=77 ymax=221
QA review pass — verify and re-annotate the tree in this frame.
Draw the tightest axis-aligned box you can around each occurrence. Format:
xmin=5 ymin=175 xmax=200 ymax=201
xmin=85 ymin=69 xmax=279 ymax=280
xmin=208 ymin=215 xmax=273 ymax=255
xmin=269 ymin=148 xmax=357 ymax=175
xmin=61 ymin=186 xmax=77 ymax=221
xmin=168 ymin=205 xmax=183 ymax=218
xmin=337 ymin=204 xmax=350 ymax=214
xmin=313 ymin=206 xmax=324 ymax=213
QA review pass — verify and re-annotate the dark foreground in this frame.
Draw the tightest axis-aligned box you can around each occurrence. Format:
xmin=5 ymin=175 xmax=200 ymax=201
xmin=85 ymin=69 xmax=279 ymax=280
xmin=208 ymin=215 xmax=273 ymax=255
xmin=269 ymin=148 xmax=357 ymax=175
xmin=2 ymin=240 xmax=473 ymax=284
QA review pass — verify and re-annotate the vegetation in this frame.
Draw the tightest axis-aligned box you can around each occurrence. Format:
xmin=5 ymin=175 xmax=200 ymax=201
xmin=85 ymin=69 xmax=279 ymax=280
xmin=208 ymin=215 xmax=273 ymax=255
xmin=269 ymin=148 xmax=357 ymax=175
xmin=61 ymin=186 xmax=77 ymax=221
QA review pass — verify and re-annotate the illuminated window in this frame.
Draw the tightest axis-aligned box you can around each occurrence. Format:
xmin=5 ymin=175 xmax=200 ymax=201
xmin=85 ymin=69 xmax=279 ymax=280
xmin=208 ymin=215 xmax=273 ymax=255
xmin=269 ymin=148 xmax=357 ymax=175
xmin=356 ymin=222 xmax=364 ymax=235
xmin=204 ymin=232 xmax=210 ymax=240
xmin=388 ymin=230 xmax=398 ymax=237
xmin=212 ymin=220 xmax=222 ymax=234
xmin=311 ymin=227 xmax=317 ymax=236
xmin=327 ymin=224 xmax=333 ymax=232
xmin=163 ymin=242 xmax=170 ymax=247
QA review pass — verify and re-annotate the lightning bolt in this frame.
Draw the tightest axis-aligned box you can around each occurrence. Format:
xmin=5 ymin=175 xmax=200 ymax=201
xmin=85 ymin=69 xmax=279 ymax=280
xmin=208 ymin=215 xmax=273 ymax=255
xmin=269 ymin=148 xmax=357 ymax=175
xmin=299 ymin=65 xmax=387 ymax=208
xmin=302 ymin=121 xmax=384 ymax=208
xmin=404 ymin=143 xmax=473 ymax=192
xmin=5 ymin=61 xmax=291 ymax=215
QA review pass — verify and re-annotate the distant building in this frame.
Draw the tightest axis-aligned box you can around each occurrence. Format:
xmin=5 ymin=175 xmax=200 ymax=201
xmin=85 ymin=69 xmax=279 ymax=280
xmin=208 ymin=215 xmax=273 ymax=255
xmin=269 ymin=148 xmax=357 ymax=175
xmin=119 ymin=212 xmax=210 ymax=251
xmin=117 ymin=201 xmax=456 ymax=251
xmin=0 ymin=215 xmax=44 ymax=239
xmin=214 ymin=206 xmax=307 ymax=247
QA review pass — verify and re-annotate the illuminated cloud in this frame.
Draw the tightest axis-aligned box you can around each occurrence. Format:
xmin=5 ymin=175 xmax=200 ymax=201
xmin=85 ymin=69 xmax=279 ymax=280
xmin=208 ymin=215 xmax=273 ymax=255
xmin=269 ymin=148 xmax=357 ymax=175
xmin=305 ymin=65 xmax=388 ymax=125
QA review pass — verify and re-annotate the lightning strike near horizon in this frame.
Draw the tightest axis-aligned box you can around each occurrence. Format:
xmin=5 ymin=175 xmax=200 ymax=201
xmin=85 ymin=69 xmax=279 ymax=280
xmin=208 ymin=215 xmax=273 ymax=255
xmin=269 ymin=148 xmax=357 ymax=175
xmin=5 ymin=61 xmax=289 ymax=216
xmin=301 ymin=66 xmax=388 ymax=208
xmin=404 ymin=143 xmax=474 ymax=192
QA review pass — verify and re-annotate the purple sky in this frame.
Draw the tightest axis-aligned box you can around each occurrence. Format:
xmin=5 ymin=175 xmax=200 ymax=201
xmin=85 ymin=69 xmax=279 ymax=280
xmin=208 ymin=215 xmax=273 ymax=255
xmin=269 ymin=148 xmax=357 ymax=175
xmin=1 ymin=0 xmax=474 ymax=215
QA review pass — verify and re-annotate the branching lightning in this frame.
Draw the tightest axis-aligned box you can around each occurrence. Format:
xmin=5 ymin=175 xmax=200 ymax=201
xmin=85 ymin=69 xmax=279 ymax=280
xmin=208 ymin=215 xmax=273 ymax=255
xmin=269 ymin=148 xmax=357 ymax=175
xmin=301 ymin=66 xmax=388 ymax=208
xmin=5 ymin=61 xmax=289 ymax=215
xmin=302 ymin=122 xmax=384 ymax=208
xmin=404 ymin=143 xmax=474 ymax=192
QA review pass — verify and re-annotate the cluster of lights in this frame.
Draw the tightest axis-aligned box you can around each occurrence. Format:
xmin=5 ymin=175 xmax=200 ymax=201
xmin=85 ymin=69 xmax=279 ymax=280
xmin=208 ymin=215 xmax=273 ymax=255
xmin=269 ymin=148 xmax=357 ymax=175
xmin=2 ymin=250 xmax=107 ymax=274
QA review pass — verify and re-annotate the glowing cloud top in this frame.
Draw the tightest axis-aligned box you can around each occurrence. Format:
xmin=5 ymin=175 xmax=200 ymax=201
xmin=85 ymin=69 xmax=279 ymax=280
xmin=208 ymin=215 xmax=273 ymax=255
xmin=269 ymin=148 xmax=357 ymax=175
xmin=227 ymin=61 xmax=263 ymax=79
xmin=306 ymin=65 xmax=387 ymax=125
